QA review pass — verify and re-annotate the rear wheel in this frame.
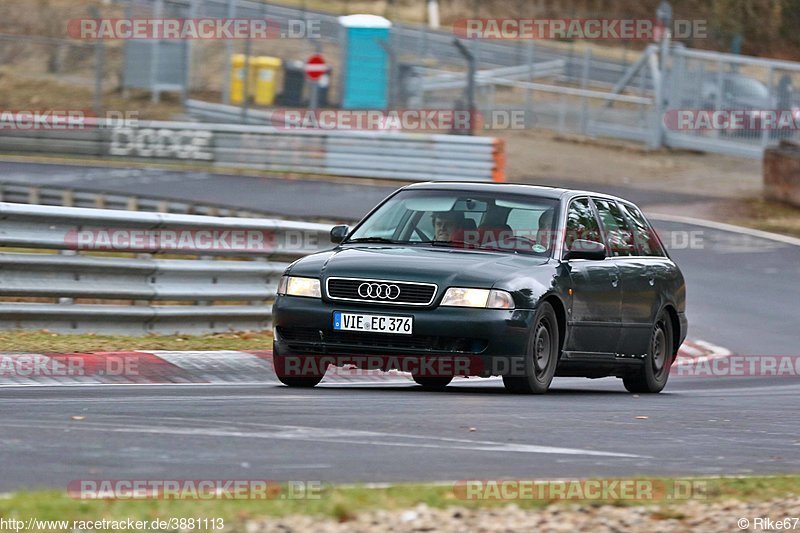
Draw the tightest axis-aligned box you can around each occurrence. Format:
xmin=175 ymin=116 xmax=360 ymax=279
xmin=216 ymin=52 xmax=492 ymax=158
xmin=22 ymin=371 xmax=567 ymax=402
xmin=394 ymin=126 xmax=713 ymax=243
xmin=412 ymin=375 xmax=453 ymax=390
xmin=623 ymin=311 xmax=673 ymax=393
xmin=503 ymin=302 xmax=560 ymax=394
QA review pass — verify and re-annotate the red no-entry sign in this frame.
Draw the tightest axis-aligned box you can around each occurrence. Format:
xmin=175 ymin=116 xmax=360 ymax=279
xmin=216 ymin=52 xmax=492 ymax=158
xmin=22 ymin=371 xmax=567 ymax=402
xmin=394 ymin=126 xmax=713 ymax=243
xmin=304 ymin=54 xmax=327 ymax=81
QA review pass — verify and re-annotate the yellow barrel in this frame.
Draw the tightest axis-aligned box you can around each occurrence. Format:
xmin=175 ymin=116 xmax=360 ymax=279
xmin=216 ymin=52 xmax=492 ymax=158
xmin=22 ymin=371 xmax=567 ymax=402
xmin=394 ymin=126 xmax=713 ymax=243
xmin=252 ymin=56 xmax=282 ymax=106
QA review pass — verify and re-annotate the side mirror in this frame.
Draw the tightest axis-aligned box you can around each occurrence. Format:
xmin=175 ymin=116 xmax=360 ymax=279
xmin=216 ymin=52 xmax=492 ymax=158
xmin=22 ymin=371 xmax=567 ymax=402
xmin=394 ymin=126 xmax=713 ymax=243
xmin=564 ymin=239 xmax=606 ymax=261
xmin=330 ymin=225 xmax=350 ymax=244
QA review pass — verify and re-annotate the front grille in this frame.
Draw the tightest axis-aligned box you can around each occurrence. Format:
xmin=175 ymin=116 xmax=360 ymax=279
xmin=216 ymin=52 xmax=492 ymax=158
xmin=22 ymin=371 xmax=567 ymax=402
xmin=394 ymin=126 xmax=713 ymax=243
xmin=276 ymin=327 xmax=487 ymax=354
xmin=326 ymin=277 xmax=437 ymax=306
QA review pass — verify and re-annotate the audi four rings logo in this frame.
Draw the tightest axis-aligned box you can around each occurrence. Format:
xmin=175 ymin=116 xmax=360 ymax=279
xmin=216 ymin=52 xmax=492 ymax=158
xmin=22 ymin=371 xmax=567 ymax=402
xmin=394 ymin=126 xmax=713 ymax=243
xmin=358 ymin=282 xmax=401 ymax=300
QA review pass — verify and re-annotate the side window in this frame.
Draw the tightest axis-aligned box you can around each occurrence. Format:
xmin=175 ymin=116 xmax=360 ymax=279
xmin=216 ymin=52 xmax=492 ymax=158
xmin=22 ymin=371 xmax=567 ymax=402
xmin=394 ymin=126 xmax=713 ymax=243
xmin=564 ymin=198 xmax=602 ymax=251
xmin=593 ymin=198 xmax=635 ymax=257
xmin=620 ymin=203 xmax=666 ymax=257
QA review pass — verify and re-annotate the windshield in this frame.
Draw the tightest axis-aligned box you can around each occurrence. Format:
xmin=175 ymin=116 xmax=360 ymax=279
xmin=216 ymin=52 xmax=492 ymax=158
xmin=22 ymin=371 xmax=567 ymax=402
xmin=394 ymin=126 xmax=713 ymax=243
xmin=345 ymin=189 xmax=559 ymax=255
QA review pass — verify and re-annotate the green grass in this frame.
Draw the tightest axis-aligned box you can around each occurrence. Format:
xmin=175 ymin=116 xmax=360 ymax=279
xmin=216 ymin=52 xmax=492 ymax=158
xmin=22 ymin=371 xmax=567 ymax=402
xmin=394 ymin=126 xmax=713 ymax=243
xmin=1 ymin=476 xmax=799 ymax=531
xmin=0 ymin=330 xmax=273 ymax=353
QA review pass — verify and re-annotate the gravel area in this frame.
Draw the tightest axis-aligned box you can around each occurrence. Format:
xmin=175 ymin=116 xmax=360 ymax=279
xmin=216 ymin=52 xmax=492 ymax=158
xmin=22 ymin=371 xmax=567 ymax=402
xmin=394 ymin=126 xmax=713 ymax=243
xmin=246 ymin=497 xmax=800 ymax=532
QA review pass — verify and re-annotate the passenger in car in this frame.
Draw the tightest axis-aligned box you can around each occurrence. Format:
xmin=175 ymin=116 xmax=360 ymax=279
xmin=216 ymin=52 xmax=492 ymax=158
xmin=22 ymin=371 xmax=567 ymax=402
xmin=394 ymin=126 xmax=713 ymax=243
xmin=536 ymin=208 xmax=556 ymax=252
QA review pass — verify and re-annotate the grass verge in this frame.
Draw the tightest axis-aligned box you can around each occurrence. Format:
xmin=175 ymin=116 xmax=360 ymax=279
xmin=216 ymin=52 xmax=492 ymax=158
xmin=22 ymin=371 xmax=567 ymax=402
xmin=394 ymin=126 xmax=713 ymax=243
xmin=1 ymin=475 xmax=798 ymax=530
xmin=728 ymin=198 xmax=800 ymax=239
xmin=0 ymin=330 xmax=273 ymax=353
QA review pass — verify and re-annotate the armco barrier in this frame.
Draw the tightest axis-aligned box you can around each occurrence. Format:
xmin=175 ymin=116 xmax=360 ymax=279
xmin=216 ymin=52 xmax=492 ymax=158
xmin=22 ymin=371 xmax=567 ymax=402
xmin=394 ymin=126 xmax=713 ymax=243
xmin=0 ymin=183 xmax=271 ymax=218
xmin=0 ymin=119 xmax=505 ymax=182
xmin=0 ymin=202 xmax=333 ymax=335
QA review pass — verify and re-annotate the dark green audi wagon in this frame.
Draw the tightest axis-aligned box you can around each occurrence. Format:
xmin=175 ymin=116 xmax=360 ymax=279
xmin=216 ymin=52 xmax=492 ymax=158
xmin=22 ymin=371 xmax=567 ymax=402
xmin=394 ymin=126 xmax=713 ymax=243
xmin=273 ymin=182 xmax=687 ymax=394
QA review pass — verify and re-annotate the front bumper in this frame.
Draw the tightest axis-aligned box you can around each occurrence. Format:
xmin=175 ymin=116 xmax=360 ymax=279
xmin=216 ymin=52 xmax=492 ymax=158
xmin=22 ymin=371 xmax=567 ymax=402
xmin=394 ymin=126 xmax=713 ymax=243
xmin=272 ymin=295 xmax=536 ymax=377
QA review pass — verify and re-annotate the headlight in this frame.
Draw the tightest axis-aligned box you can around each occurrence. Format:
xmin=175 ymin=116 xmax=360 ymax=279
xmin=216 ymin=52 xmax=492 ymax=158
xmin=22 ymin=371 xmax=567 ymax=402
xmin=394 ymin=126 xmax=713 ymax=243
xmin=277 ymin=276 xmax=321 ymax=298
xmin=440 ymin=288 xmax=515 ymax=309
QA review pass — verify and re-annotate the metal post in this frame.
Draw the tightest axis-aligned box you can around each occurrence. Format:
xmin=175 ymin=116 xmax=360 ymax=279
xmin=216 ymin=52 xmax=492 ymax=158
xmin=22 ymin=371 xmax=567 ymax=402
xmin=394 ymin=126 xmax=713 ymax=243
xmin=150 ymin=0 xmax=164 ymax=103
xmin=378 ymin=38 xmax=397 ymax=109
xmin=524 ymin=40 xmax=535 ymax=128
xmin=761 ymin=66 xmax=774 ymax=147
xmin=453 ymin=38 xmax=476 ymax=135
xmin=182 ymin=0 xmax=198 ymax=107
xmin=714 ymin=61 xmax=723 ymax=140
xmin=241 ymin=35 xmax=252 ymax=123
xmin=222 ymin=0 xmax=236 ymax=104
xmin=309 ymin=40 xmax=322 ymax=110
xmin=654 ymin=1 xmax=672 ymax=148
xmin=580 ymin=47 xmax=590 ymax=134
xmin=90 ymin=5 xmax=105 ymax=118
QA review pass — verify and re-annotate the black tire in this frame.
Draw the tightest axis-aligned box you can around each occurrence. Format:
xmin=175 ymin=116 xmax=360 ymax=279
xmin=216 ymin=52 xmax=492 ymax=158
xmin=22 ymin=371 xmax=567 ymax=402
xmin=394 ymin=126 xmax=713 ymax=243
xmin=503 ymin=302 xmax=560 ymax=394
xmin=273 ymin=343 xmax=324 ymax=388
xmin=623 ymin=311 xmax=674 ymax=393
xmin=276 ymin=375 xmax=324 ymax=388
xmin=413 ymin=375 xmax=453 ymax=390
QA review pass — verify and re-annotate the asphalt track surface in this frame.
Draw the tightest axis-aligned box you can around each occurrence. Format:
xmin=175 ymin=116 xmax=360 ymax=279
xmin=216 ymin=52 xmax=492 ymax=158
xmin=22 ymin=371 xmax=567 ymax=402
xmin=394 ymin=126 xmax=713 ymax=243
xmin=0 ymin=161 xmax=711 ymax=221
xmin=1 ymin=161 xmax=799 ymax=490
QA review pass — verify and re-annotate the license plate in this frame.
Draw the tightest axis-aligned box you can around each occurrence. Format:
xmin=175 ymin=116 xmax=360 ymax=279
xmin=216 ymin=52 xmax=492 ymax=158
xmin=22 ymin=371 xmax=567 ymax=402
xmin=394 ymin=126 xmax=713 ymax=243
xmin=333 ymin=312 xmax=413 ymax=335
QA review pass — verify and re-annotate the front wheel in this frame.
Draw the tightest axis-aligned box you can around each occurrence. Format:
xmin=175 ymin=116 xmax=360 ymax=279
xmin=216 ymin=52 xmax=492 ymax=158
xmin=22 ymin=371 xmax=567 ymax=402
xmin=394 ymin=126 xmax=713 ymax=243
xmin=503 ymin=302 xmax=560 ymax=394
xmin=276 ymin=375 xmax=324 ymax=388
xmin=623 ymin=311 xmax=674 ymax=393
xmin=413 ymin=375 xmax=452 ymax=390
xmin=273 ymin=344 xmax=325 ymax=388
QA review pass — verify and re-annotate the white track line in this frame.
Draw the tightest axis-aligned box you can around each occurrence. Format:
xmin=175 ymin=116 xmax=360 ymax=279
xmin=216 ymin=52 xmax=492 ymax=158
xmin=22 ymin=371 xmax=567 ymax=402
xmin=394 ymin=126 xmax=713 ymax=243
xmin=649 ymin=213 xmax=800 ymax=247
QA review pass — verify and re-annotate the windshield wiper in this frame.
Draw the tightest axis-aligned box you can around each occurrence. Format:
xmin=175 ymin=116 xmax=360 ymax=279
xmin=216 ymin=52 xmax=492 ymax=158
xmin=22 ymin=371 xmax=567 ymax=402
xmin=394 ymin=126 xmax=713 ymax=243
xmin=428 ymin=240 xmax=470 ymax=248
xmin=345 ymin=237 xmax=402 ymax=244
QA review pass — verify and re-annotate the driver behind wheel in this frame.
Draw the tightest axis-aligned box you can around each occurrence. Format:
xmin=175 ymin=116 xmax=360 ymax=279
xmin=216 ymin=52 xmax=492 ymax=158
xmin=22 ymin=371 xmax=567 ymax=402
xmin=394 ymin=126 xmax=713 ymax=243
xmin=432 ymin=211 xmax=466 ymax=242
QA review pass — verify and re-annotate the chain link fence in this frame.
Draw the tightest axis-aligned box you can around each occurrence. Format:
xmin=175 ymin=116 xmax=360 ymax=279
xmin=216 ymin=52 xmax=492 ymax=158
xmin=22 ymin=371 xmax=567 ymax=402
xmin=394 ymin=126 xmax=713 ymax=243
xmin=2 ymin=0 xmax=800 ymax=159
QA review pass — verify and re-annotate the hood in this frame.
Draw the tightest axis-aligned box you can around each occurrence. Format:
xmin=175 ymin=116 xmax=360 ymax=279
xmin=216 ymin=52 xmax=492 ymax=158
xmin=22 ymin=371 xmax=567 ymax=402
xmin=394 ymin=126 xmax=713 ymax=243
xmin=287 ymin=244 xmax=552 ymax=291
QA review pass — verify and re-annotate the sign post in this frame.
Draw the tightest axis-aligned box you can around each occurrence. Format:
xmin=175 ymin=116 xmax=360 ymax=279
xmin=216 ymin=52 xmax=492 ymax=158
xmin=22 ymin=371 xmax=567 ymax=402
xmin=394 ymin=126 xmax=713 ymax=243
xmin=305 ymin=54 xmax=327 ymax=110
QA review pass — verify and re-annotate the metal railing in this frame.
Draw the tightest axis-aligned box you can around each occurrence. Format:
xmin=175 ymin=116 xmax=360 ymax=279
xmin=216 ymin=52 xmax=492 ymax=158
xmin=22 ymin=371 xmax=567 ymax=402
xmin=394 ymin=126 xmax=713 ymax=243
xmin=0 ymin=202 xmax=333 ymax=335
xmin=0 ymin=119 xmax=506 ymax=182
xmin=0 ymin=182 xmax=272 ymax=218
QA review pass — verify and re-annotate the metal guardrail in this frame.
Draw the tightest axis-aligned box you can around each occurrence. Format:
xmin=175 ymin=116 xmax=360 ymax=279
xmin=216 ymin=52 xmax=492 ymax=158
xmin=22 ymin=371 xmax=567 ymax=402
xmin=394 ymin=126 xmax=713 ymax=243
xmin=185 ymin=100 xmax=276 ymax=126
xmin=0 ymin=119 xmax=506 ymax=182
xmin=0 ymin=183 xmax=272 ymax=218
xmin=0 ymin=202 xmax=333 ymax=335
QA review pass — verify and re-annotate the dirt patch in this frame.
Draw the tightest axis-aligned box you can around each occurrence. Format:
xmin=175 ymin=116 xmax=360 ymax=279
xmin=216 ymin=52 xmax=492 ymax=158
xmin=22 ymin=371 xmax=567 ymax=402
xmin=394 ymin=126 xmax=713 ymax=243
xmin=498 ymin=128 xmax=763 ymax=200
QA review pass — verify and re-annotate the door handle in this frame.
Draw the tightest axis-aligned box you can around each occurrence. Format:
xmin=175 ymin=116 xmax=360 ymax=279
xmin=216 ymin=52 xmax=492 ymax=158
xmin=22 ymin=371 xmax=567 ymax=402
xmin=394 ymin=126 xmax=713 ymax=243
xmin=648 ymin=277 xmax=655 ymax=286
xmin=611 ymin=276 xmax=620 ymax=288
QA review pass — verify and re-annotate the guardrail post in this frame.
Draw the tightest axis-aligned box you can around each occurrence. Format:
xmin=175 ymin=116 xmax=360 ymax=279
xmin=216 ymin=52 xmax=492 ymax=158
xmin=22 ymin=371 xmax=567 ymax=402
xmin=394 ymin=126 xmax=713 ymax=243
xmin=580 ymin=47 xmax=591 ymax=134
xmin=222 ymin=0 xmax=236 ymax=105
xmin=90 ymin=6 xmax=105 ymax=117
xmin=453 ymin=39 xmax=476 ymax=135
xmin=62 ymin=189 xmax=74 ymax=208
xmin=524 ymin=41 xmax=535 ymax=128
xmin=761 ymin=66 xmax=774 ymax=148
